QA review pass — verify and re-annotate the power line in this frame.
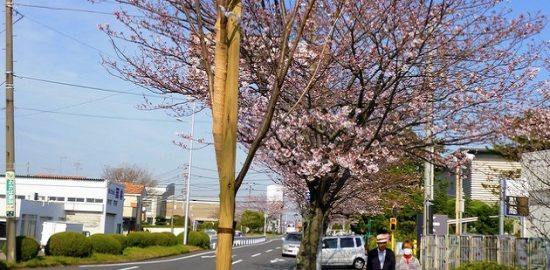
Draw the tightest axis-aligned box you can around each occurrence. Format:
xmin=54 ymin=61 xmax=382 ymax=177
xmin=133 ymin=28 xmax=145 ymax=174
xmin=13 ymin=2 xmax=147 ymax=18
xmin=15 ymin=106 xmax=184 ymax=122
xmin=15 ymin=74 xmax=180 ymax=100
xmin=17 ymin=93 xmax=119 ymax=118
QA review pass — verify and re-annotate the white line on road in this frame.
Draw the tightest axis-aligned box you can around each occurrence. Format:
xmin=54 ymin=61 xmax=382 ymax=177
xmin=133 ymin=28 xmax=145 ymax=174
xmin=79 ymin=239 xmax=278 ymax=268
xmin=275 ymin=247 xmax=281 ymax=249
xmin=266 ymin=249 xmax=273 ymax=253
xmin=232 ymin=259 xmax=243 ymax=265
xmin=270 ymin=258 xmax=285 ymax=263
xmin=118 ymin=267 xmax=139 ymax=270
xmin=251 ymin=253 xmax=262 ymax=257
xmin=201 ymin=255 xmax=216 ymax=258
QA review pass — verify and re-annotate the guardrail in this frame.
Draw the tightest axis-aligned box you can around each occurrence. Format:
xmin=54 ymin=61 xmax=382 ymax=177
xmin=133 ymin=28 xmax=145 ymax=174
xmin=210 ymin=236 xmax=266 ymax=250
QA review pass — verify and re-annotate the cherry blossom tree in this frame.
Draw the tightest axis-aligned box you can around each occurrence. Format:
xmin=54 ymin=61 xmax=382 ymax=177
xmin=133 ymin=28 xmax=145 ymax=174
xmin=97 ymin=0 xmax=545 ymax=269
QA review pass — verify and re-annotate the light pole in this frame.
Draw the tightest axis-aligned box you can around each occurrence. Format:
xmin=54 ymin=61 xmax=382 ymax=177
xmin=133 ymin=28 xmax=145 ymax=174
xmin=183 ymin=101 xmax=196 ymax=245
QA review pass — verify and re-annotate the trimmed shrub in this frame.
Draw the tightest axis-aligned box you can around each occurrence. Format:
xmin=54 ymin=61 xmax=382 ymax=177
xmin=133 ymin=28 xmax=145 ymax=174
xmin=46 ymin=231 xmax=92 ymax=257
xmin=1 ymin=235 xmax=40 ymax=262
xmin=187 ymin=231 xmax=210 ymax=249
xmin=109 ymin=234 xmax=128 ymax=250
xmin=454 ymin=262 xmax=521 ymax=270
xmin=126 ymin=232 xmax=156 ymax=248
xmin=156 ymin=232 xmax=178 ymax=246
xmin=89 ymin=234 xmax=122 ymax=254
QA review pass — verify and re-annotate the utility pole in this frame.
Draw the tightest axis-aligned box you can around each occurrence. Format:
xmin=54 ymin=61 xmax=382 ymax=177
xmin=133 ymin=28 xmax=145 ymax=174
xmin=5 ymin=0 xmax=16 ymax=263
xmin=183 ymin=101 xmax=196 ymax=245
xmin=455 ymin=165 xmax=462 ymax=235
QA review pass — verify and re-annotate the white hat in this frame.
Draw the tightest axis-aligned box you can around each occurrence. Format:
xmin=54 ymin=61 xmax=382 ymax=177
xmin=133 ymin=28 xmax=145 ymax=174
xmin=376 ymin=234 xmax=388 ymax=243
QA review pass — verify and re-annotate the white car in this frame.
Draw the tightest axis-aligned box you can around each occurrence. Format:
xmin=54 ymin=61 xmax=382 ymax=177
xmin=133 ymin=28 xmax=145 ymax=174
xmin=281 ymin=232 xmax=302 ymax=256
xmin=320 ymin=235 xmax=366 ymax=269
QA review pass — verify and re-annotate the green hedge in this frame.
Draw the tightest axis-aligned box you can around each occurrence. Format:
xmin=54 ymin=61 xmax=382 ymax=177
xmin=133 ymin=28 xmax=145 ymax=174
xmin=109 ymin=234 xmax=128 ymax=250
xmin=454 ymin=262 xmax=521 ymax=270
xmin=126 ymin=232 xmax=156 ymax=248
xmin=1 ymin=235 xmax=40 ymax=262
xmin=155 ymin=232 xmax=178 ymax=246
xmin=89 ymin=234 xmax=122 ymax=254
xmin=187 ymin=231 xmax=210 ymax=249
xmin=46 ymin=231 xmax=92 ymax=257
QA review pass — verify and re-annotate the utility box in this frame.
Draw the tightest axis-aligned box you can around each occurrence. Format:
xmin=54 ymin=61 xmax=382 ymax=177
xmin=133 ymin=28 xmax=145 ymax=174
xmin=40 ymin=221 xmax=84 ymax=247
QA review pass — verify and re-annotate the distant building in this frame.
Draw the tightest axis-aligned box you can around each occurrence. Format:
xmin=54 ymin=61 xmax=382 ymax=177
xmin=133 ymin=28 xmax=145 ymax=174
xmin=266 ymin=184 xmax=283 ymax=202
xmin=0 ymin=175 xmax=124 ymax=237
xmin=143 ymin=184 xmax=175 ymax=225
xmin=521 ymin=150 xmax=550 ymax=238
xmin=122 ymin=182 xmax=146 ymax=232
xmin=446 ymin=148 xmax=521 ymax=203
xmin=165 ymin=198 xmax=219 ymax=224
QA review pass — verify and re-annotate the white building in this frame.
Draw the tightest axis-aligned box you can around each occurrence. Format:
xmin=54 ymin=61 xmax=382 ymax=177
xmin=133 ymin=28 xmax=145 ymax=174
xmin=266 ymin=185 xmax=283 ymax=203
xmin=0 ymin=175 xmax=124 ymax=236
xmin=521 ymin=150 xmax=550 ymax=238
xmin=143 ymin=184 xmax=174 ymax=225
xmin=449 ymin=148 xmax=521 ymax=203
xmin=0 ymin=199 xmax=65 ymax=243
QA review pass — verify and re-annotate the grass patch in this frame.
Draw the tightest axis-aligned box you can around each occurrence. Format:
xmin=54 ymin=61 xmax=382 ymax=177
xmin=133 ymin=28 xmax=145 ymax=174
xmin=5 ymin=245 xmax=202 ymax=268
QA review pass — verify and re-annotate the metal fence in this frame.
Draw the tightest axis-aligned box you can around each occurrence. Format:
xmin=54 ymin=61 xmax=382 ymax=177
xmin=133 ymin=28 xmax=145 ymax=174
xmin=420 ymin=235 xmax=549 ymax=270
xmin=210 ymin=236 xmax=266 ymax=250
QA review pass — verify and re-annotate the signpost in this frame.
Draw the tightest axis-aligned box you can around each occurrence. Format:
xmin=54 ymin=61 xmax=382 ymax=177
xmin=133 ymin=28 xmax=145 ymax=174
xmin=6 ymin=171 xmax=15 ymax=217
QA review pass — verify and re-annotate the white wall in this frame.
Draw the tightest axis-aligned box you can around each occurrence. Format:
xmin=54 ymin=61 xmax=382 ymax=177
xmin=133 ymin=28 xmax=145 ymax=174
xmin=0 ymin=176 xmax=124 ymax=235
xmin=0 ymin=199 xmax=65 ymax=241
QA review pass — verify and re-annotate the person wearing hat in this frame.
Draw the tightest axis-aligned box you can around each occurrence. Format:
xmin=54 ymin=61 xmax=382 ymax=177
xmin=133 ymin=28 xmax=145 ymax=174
xmin=366 ymin=233 xmax=396 ymax=270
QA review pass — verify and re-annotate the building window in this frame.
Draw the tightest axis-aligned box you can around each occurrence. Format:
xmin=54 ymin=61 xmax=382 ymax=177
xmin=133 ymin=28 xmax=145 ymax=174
xmin=76 ymin=198 xmax=85 ymax=202
xmin=113 ymin=200 xmax=118 ymax=206
xmin=107 ymin=199 xmax=112 ymax=206
xmin=86 ymin=198 xmax=94 ymax=203
xmin=48 ymin=196 xmax=65 ymax=201
xmin=95 ymin=199 xmax=103 ymax=203
xmin=67 ymin=197 xmax=76 ymax=202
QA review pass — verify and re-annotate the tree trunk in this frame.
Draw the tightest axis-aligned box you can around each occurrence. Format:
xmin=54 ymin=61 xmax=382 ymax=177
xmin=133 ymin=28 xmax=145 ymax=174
xmin=213 ymin=1 xmax=241 ymax=270
xmin=296 ymin=204 xmax=328 ymax=270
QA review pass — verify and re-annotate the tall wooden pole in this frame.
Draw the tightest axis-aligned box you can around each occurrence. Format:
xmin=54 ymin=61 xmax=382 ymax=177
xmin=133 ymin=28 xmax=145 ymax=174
xmin=5 ymin=0 xmax=16 ymax=263
xmin=213 ymin=1 xmax=241 ymax=269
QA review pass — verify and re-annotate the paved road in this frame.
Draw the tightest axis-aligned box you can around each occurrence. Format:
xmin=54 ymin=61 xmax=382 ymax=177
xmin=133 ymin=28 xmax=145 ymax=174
xmin=30 ymin=239 xmax=296 ymax=270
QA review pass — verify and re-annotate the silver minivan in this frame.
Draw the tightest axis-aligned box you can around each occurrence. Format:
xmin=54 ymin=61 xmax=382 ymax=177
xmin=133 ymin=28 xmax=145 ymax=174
xmin=320 ymin=235 xmax=366 ymax=269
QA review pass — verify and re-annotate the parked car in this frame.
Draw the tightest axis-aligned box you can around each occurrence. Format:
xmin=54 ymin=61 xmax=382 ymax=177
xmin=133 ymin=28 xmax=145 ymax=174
xmin=281 ymin=232 xmax=302 ymax=256
xmin=320 ymin=235 xmax=366 ymax=269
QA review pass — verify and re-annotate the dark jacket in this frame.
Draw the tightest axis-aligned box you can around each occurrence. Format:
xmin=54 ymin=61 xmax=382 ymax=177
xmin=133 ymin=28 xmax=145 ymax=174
xmin=366 ymin=248 xmax=396 ymax=270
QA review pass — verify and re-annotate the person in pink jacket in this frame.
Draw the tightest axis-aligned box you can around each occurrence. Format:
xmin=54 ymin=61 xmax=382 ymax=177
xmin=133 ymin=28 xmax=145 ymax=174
xmin=396 ymin=240 xmax=421 ymax=270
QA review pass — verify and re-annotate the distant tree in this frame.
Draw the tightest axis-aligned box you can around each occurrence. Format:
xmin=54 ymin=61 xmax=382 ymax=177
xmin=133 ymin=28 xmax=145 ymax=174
xmin=102 ymin=164 xmax=157 ymax=187
xmin=239 ymin=210 xmax=265 ymax=232
xmin=463 ymin=200 xmax=513 ymax=235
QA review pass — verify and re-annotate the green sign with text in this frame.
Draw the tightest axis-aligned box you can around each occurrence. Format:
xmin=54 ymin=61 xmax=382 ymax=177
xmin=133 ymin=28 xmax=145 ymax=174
xmin=6 ymin=171 xmax=15 ymax=217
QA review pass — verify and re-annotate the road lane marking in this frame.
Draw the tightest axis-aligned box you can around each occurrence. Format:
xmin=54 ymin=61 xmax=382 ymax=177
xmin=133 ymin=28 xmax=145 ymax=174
xmin=79 ymin=239 xmax=278 ymax=268
xmin=118 ymin=267 xmax=138 ymax=270
xmin=266 ymin=249 xmax=273 ymax=253
xmin=251 ymin=253 xmax=262 ymax=257
xmin=232 ymin=259 xmax=243 ymax=265
xmin=275 ymin=247 xmax=281 ymax=249
xmin=201 ymin=255 xmax=216 ymax=258
xmin=270 ymin=258 xmax=285 ymax=263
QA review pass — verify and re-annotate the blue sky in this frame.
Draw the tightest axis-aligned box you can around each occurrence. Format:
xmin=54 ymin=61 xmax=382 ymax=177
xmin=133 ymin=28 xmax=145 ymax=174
xmin=0 ymin=0 xmax=273 ymax=201
xmin=0 ymin=0 xmax=548 ymax=201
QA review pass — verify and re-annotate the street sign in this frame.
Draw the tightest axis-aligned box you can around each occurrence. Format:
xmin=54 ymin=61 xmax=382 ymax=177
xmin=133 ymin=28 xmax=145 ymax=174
xmin=6 ymin=171 xmax=16 ymax=217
